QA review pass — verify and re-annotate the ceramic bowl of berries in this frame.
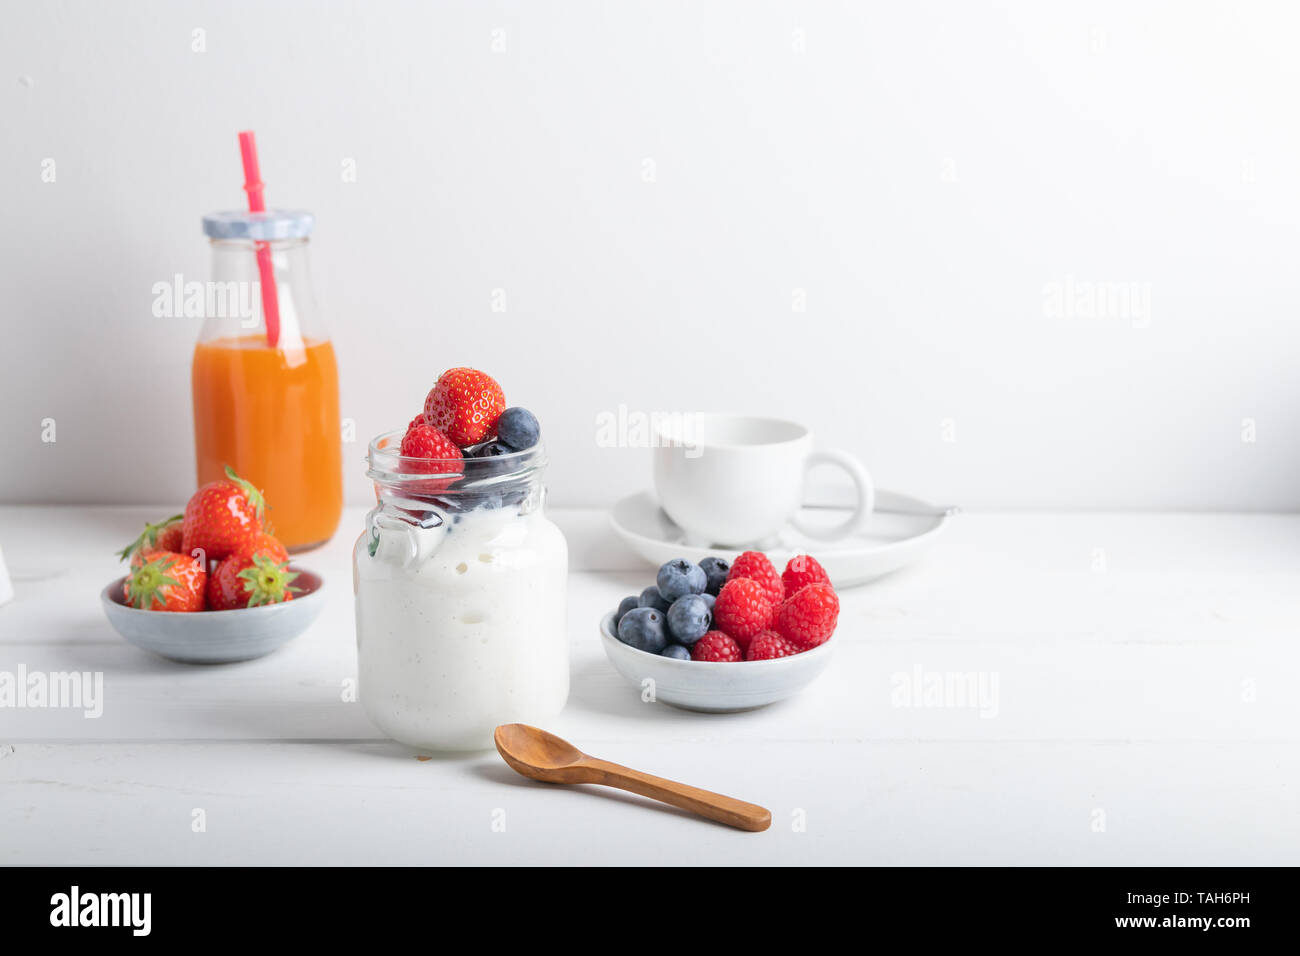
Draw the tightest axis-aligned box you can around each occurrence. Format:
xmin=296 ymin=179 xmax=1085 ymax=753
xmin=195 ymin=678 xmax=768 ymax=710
xmin=600 ymin=552 xmax=838 ymax=712
xmin=99 ymin=468 xmax=327 ymax=663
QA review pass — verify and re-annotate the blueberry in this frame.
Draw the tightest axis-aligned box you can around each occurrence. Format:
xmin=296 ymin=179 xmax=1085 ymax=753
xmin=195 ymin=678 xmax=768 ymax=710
xmin=656 ymin=559 xmax=706 ymax=602
xmin=666 ymin=594 xmax=711 ymax=645
xmin=617 ymin=607 xmax=668 ymax=654
xmin=698 ymin=556 xmax=731 ymax=596
xmin=463 ymin=440 xmax=515 ymax=478
xmin=700 ymin=592 xmax=715 ymax=614
xmin=496 ymin=407 xmax=540 ymax=451
xmin=614 ymin=595 xmax=640 ymax=627
xmin=433 ymin=491 xmax=502 ymax=513
xmin=661 ymin=644 xmax=692 ymax=661
xmin=638 ymin=586 xmax=671 ymax=614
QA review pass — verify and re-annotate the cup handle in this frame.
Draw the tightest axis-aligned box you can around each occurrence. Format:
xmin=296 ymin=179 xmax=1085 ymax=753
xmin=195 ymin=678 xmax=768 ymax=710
xmin=789 ymin=449 xmax=875 ymax=540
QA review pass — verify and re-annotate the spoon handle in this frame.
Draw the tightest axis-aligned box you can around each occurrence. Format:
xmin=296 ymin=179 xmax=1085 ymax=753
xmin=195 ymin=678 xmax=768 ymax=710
xmin=582 ymin=758 xmax=771 ymax=832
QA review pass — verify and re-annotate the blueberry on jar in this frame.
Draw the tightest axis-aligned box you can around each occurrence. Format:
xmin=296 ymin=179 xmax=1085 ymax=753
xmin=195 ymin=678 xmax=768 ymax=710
xmin=495 ymin=407 xmax=540 ymax=452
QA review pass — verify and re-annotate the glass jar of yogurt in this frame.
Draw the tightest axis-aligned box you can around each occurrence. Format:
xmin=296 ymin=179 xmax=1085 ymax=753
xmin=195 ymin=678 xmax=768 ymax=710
xmin=354 ymin=431 xmax=569 ymax=751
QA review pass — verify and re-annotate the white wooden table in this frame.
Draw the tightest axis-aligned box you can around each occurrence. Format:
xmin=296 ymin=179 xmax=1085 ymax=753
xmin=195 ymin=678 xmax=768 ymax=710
xmin=2 ymin=505 xmax=1298 ymax=865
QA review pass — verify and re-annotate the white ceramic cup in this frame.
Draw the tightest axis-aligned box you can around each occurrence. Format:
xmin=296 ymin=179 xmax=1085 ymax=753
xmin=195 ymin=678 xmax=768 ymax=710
xmin=653 ymin=414 xmax=874 ymax=547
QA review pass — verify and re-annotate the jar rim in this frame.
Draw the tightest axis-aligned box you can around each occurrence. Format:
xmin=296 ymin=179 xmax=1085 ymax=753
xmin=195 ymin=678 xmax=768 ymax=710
xmin=366 ymin=429 xmax=546 ymax=486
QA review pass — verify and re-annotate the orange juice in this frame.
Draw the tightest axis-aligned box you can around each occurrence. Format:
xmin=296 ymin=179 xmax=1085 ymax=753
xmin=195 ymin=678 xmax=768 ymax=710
xmin=192 ymin=335 xmax=342 ymax=550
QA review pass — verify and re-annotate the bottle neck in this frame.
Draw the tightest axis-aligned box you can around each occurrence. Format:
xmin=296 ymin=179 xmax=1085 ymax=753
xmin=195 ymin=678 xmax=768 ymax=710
xmin=198 ymin=238 xmax=325 ymax=347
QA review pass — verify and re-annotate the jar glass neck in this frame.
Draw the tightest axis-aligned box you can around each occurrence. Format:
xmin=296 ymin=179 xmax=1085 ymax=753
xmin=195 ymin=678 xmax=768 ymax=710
xmin=366 ymin=430 xmax=547 ymax=523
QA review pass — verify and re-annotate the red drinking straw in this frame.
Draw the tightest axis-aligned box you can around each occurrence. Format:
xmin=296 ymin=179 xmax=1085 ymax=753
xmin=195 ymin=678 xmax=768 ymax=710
xmin=237 ymin=131 xmax=281 ymax=348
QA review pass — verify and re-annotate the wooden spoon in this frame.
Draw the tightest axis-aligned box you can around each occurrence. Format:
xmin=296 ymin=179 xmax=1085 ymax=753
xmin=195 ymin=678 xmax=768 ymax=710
xmin=494 ymin=724 xmax=771 ymax=832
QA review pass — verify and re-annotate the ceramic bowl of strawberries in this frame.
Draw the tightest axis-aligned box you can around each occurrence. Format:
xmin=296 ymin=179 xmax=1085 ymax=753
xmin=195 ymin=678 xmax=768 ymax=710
xmin=600 ymin=551 xmax=838 ymax=712
xmin=100 ymin=467 xmax=326 ymax=664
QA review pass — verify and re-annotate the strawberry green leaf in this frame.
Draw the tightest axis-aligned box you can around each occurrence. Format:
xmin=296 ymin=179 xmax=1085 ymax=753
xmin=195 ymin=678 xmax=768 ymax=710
xmin=223 ymin=465 xmax=266 ymax=523
xmin=234 ymin=553 xmax=297 ymax=607
xmin=126 ymin=555 xmax=183 ymax=609
xmin=116 ymin=513 xmax=183 ymax=562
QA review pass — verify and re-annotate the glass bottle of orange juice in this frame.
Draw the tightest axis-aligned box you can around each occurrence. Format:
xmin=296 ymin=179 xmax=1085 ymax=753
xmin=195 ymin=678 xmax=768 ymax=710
xmin=193 ymin=211 xmax=342 ymax=551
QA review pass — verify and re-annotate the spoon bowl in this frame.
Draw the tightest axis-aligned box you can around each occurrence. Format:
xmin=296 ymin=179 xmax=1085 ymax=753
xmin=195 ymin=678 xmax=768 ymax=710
xmin=494 ymin=724 xmax=590 ymax=782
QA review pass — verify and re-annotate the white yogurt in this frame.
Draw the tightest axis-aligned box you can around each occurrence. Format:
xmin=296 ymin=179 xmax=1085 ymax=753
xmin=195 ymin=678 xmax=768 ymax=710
xmin=354 ymin=505 xmax=569 ymax=751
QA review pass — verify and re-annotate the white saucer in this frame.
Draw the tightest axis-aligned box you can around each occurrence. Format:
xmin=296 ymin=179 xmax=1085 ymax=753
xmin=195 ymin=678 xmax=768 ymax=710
xmin=609 ymin=490 xmax=953 ymax=588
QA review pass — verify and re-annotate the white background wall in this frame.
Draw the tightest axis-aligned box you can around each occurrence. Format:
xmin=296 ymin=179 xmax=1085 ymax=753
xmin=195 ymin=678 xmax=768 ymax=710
xmin=3 ymin=0 xmax=1298 ymax=511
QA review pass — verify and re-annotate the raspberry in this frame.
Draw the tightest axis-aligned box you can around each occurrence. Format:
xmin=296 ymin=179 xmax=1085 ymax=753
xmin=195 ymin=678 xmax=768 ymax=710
xmin=712 ymin=577 xmax=775 ymax=650
xmin=424 ymin=368 xmax=506 ymax=446
xmin=690 ymin=630 xmax=743 ymax=662
xmin=399 ymin=422 xmax=464 ymax=492
xmin=400 ymin=422 xmax=463 ymax=463
xmin=782 ymin=554 xmax=831 ymax=600
xmin=746 ymin=630 xmax=801 ymax=661
xmin=727 ymin=550 xmax=784 ymax=607
xmin=776 ymin=583 xmax=839 ymax=649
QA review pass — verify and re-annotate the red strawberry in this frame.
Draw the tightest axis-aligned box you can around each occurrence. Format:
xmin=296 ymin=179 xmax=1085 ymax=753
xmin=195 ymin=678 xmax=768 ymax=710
xmin=123 ymin=549 xmax=206 ymax=612
xmin=777 ymin=582 xmax=840 ymax=649
xmin=727 ymin=550 xmax=784 ymax=607
xmin=117 ymin=513 xmax=184 ymax=568
xmin=423 ymin=368 xmax=506 ymax=446
xmin=399 ymin=422 xmax=465 ymax=493
xmin=746 ymin=629 xmax=801 ymax=661
xmin=712 ymin=577 xmax=775 ymax=650
xmin=690 ymin=630 xmax=743 ymax=662
xmin=182 ymin=466 xmax=266 ymax=561
xmin=782 ymin=554 xmax=831 ymax=599
xmin=243 ymin=531 xmax=288 ymax=564
xmin=207 ymin=552 xmax=301 ymax=611
xmin=155 ymin=522 xmax=184 ymax=554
